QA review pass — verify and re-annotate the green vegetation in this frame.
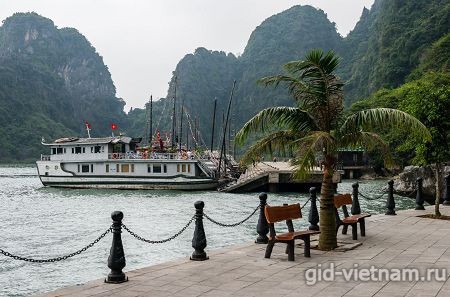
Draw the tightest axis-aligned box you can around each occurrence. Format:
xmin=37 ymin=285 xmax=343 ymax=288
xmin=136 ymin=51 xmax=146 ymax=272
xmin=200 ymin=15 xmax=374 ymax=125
xmin=236 ymin=49 xmax=431 ymax=250
xmin=0 ymin=12 xmax=127 ymax=161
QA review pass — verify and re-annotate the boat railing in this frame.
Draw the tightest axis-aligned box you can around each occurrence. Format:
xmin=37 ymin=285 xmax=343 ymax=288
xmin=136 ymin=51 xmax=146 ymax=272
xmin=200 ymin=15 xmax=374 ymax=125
xmin=41 ymin=155 xmax=51 ymax=161
xmin=108 ymin=152 xmax=190 ymax=160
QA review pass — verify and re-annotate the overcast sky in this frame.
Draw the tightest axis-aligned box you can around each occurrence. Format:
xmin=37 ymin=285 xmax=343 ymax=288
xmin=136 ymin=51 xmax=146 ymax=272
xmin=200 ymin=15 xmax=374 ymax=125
xmin=0 ymin=0 xmax=374 ymax=109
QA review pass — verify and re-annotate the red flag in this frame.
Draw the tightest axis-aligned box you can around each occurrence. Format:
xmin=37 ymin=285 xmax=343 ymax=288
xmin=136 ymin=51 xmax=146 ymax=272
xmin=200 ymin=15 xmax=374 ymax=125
xmin=111 ymin=123 xmax=118 ymax=130
xmin=85 ymin=121 xmax=91 ymax=129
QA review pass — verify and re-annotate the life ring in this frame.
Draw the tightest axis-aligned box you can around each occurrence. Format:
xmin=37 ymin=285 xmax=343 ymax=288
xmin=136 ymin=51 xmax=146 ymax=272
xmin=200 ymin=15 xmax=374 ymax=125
xmin=112 ymin=153 xmax=119 ymax=159
xmin=181 ymin=152 xmax=188 ymax=160
xmin=142 ymin=151 xmax=148 ymax=159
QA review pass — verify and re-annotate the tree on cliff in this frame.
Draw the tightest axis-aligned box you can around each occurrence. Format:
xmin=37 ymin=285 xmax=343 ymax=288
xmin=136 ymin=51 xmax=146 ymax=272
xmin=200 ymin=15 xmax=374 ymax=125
xmin=235 ymin=49 xmax=431 ymax=250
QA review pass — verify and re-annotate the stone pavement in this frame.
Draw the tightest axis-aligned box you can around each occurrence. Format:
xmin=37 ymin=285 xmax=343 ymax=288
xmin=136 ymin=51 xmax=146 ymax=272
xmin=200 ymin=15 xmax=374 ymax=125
xmin=40 ymin=206 xmax=450 ymax=297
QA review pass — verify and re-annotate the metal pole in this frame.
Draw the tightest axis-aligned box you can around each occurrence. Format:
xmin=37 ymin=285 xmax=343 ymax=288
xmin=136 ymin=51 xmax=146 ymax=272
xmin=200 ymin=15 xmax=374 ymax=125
xmin=149 ymin=95 xmax=153 ymax=147
xmin=351 ymin=182 xmax=361 ymax=215
xmin=443 ymin=175 xmax=450 ymax=206
xmin=308 ymin=187 xmax=319 ymax=230
xmin=171 ymin=76 xmax=177 ymax=148
xmin=105 ymin=211 xmax=128 ymax=283
xmin=191 ymin=201 xmax=208 ymax=261
xmin=210 ymin=99 xmax=217 ymax=153
xmin=385 ymin=180 xmax=396 ymax=215
xmin=415 ymin=177 xmax=425 ymax=210
xmin=218 ymin=81 xmax=236 ymax=176
xmin=255 ymin=193 xmax=269 ymax=243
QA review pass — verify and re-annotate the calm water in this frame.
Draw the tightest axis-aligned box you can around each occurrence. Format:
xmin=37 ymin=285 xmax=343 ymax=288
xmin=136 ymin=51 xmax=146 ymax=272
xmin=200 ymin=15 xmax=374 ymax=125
xmin=0 ymin=165 xmax=416 ymax=296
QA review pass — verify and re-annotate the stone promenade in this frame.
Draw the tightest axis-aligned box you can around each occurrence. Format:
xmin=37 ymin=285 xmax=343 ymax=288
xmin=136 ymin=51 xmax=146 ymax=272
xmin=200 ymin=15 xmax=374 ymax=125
xmin=40 ymin=206 xmax=450 ymax=297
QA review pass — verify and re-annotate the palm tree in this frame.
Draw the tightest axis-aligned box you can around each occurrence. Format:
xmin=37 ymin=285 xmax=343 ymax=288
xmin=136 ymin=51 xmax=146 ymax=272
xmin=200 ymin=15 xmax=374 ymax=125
xmin=235 ymin=49 xmax=431 ymax=250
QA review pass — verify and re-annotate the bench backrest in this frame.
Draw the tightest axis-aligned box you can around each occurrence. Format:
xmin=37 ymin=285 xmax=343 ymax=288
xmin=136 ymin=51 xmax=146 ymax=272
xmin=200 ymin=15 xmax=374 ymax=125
xmin=334 ymin=194 xmax=352 ymax=209
xmin=264 ymin=203 xmax=302 ymax=224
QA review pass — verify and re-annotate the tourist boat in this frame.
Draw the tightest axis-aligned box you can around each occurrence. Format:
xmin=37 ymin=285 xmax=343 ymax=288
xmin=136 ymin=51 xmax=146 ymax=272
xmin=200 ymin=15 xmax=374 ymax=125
xmin=36 ymin=135 xmax=219 ymax=190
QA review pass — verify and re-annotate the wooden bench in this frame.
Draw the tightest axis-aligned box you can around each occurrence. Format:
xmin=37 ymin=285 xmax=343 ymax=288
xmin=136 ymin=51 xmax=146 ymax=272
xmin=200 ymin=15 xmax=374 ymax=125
xmin=264 ymin=203 xmax=320 ymax=261
xmin=334 ymin=194 xmax=371 ymax=240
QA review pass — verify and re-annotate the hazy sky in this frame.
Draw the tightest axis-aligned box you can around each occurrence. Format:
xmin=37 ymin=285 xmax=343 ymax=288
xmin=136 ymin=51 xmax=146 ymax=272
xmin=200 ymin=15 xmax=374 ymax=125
xmin=0 ymin=0 xmax=374 ymax=109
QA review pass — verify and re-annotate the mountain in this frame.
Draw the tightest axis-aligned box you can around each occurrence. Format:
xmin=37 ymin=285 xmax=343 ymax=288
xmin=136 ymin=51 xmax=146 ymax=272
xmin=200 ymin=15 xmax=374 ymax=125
xmin=340 ymin=0 xmax=450 ymax=104
xmin=128 ymin=5 xmax=342 ymax=149
xmin=0 ymin=12 xmax=127 ymax=161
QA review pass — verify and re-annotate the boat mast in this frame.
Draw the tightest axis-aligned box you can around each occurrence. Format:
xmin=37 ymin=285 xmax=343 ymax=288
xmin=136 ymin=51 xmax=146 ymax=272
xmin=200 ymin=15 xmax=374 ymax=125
xmin=210 ymin=98 xmax=217 ymax=152
xmin=149 ymin=95 xmax=153 ymax=147
xmin=218 ymin=80 xmax=236 ymax=176
xmin=179 ymin=94 xmax=184 ymax=152
xmin=171 ymin=76 xmax=177 ymax=148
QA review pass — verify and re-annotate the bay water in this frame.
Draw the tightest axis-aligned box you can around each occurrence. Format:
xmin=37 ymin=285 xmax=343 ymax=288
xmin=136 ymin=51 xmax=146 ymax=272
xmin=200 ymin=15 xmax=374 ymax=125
xmin=0 ymin=165 xmax=416 ymax=296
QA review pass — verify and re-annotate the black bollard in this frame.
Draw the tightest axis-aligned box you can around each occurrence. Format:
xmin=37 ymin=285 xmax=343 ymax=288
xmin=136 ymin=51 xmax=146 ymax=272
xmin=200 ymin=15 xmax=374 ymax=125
xmin=385 ymin=180 xmax=396 ymax=215
xmin=415 ymin=177 xmax=425 ymax=210
xmin=308 ymin=187 xmax=319 ymax=231
xmin=351 ymin=182 xmax=361 ymax=215
xmin=191 ymin=201 xmax=209 ymax=261
xmin=443 ymin=175 xmax=450 ymax=206
xmin=255 ymin=193 xmax=269 ymax=244
xmin=105 ymin=211 xmax=128 ymax=283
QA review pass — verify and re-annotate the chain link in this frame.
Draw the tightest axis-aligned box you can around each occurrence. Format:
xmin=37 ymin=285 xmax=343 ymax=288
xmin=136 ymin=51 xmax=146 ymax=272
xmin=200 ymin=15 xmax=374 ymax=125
xmin=122 ymin=215 xmax=195 ymax=244
xmin=203 ymin=205 xmax=260 ymax=227
xmin=0 ymin=227 xmax=112 ymax=263
xmin=301 ymin=197 xmax=312 ymax=208
xmin=358 ymin=191 xmax=387 ymax=200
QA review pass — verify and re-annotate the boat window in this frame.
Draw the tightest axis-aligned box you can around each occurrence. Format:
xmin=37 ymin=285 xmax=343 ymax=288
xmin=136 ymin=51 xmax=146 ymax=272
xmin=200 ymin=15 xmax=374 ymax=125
xmin=77 ymin=164 xmax=80 ymax=172
xmin=106 ymin=164 xmax=109 ymax=173
xmin=101 ymin=146 xmax=105 ymax=153
xmin=163 ymin=165 xmax=167 ymax=173
xmin=147 ymin=164 xmax=152 ymax=173
xmin=81 ymin=165 xmax=90 ymax=173
xmin=82 ymin=147 xmax=86 ymax=153
xmin=121 ymin=164 xmax=130 ymax=173
xmin=57 ymin=148 xmax=63 ymax=154
xmin=177 ymin=164 xmax=180 ymax=172
xmin=91 ymin=147 xmax=94 ymax=153
xmin=131 ymin=164 xmax=135 ymax=173
xmin=91 ymin=164 xmax=94 ymax=172
xmin=153 ymin=164 xmax=162 ymax=173
xmin=188 ymin=164 xmax=191 ymax=173
xmin=116 ymin=164 xmax=120 ymax=173
xmin=75 ymin=147 xmax=82 ymax=154
xmin=94 ymin=146 xmax=102 ymax=153
xmin=182 ymin=164 xmax=186 ymax=172
xmin=52 ymin=148 xmax=56 ymax=155
xmin=72 ymin=148 xmax=74 ymax=154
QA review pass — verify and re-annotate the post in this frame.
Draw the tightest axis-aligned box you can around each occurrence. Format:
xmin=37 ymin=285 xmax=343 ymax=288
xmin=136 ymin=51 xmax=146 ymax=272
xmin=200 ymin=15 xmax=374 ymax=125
xmin=105 ymin=211 xmax=128 ymax=283
xmin=415 ymin=177 xmax=425 ymax=210
xmin=191 ymin=201 xmax=209 ymax=261
xmin=308 ymin=187 xmax=319 ymax=231
xmin=385 ymin=180 xmax=396 ymax=215
xmin=443 ymin=175 xmax=450 ymax=206
xmin=255 ymin=193 xmax=269 ymax=243
xmin=351 ymin=182 xmax=361 ymax=215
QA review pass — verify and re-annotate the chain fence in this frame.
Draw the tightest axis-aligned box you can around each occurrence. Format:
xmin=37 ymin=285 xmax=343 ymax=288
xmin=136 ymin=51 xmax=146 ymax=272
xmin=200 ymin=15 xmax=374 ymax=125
xmin=0 ymin=227 xmax=111 ymax=263
xmin=122 ymin=215 xmax=195 ymax=244
xmin=358 ymin=191 xmax=387 ymax=200
xmin=203 ymin=205 xmax=260 ymax=227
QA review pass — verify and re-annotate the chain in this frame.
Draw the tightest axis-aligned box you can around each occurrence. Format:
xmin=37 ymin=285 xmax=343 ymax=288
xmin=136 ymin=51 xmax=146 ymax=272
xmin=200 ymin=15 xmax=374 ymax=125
xmin=358 ymin=191 xmax=387 ymax=200
xmin=301 ymin=197 xmax=312 ymax=208
xmin=406 ymin=189 xmax=417 ymax=197
xmin=0 ymin=227 xmax=111 ymax=263
xmin=203 ymin=205 xmax=260 ymax=227
xmin=122 ymin=215 xmax=195 ymax=244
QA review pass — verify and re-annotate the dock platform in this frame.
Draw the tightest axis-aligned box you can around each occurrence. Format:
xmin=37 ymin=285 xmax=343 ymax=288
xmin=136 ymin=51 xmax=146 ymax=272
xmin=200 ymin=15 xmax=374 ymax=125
xmin=219 ymin=161 xmax=341 ymax=193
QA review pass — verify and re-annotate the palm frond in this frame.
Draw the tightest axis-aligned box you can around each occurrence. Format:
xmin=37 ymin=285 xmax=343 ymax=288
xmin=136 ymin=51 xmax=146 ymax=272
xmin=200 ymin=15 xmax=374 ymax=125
xmin=340 ymin=108 xmax=432 ymax=141
xmin=239 ymin=130 xmax=302 ymax=165
xmin=291 ymin=131 xmax=335 ymax=179
xmin=235 ymin=107 xmax=316 ymax=145
xmin=340 ymin=131 xmax=394 ymax=167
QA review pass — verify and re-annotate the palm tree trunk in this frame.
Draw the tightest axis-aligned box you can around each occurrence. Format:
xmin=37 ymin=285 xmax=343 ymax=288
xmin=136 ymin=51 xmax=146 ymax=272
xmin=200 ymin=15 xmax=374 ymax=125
xmin=318 ymin=160 xmax=337 ymax=250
